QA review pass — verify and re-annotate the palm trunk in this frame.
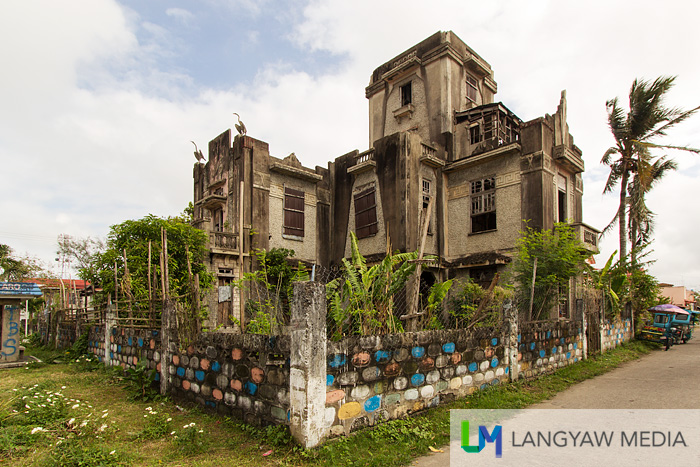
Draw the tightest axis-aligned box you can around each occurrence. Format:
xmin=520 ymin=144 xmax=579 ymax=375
xmin=618 ymin=169 xmax=629 ymax=263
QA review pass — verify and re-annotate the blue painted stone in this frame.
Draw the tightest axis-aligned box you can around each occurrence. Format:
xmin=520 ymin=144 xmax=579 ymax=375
xmin=328 ymin=354 xmax=347 ymax=368
xmin=505 ymin=367 xmax=509 ymax=374
xmin=490 ymin=379 xmax=500 ymax=386
xmin=539 ymin=350 xmax=546 ymax=358
xmin=442 ymin=342 xmax=456 ymax=354
xmin=560 ymin=338 xmax=565 ymax=344
xmin=211 ymin=361 xmax=221 ymax=372
xmin=128 ymin=337 xmax=133 ymax=346
xmin=117 ymin=345 xmax=122 ymax=353
xmin=491 ymin=338 xmax=498 ymax=346
xmin=205 ymin=401 xmax=216 ymax=408
xmin=410 ymin=373 xmax=425 ymax=386
xmin=551 ymin=347 xmax=557 ymax=355
xmin=244 ymin=381 xmax=258 ymax=395
xmin=566 ymin=352 xmax=571 ymax=359
xmin=154 ymin=373 xmax=160 ymax=381
xmin=112 ymin=328 xmax=117 ymax=336
xmin=574 ymin=343 xmax=578 ymax=350
xmin=195 ymin=370 xmax=205 ymax=381
xmin=546 ymin=331 xmax=551 ymax=338
xmin=364 ymin=395 xmax=381 ymax=412
xmin=411 ymin=346 xmax=425 ymax=358
xmin=110 ymin=352 xmax=114 ymax=359
xmin=480 ymin=384 xmax=488 ymax=390
xmin=468 ymin=362 xmax=478 ymax=372
xmin=152 ymin=330 xmax=159 ymax=336
xmin=138 ymin=338 xmax=144 ymax=347
xmin=374 ymin=350 xmax=391 ymax=364
xmin=491 ymin=357 xmax=499 ymax=368
xmin=530 ymin=342 xmax=536 ymax=350
xmin=327 ymin=374 xmax=335 ymax=386
xmin=176 ymin=367 xmax=185 ymax=377
xmin=517 ymin=334 xmax=521 ymax=343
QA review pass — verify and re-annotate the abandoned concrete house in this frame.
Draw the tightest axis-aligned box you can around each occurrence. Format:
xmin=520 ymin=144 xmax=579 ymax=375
xmin=191 ymin=31 xmax=600 ymax=328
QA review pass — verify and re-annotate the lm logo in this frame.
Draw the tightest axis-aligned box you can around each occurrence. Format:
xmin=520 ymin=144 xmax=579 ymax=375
xmin=461 ymin=420 xmax=502 ymax=458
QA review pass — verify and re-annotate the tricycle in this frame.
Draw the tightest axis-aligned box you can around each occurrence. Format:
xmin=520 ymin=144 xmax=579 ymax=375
xmin=639 ymin=304 xmax=691 ymax=349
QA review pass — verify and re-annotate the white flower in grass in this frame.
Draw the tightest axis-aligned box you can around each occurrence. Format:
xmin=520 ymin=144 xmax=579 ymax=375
xmin=80 ymin=420 xmax=88 ymax=427
xmin=31 ymin=427 xmax=45 ymax=434
xmin=68 ymin=418 xmax=75 ymax=426
xmin=166 ymin=418 xmax=172 ymax=422
xmin=101 ymin=412 xmax=109 ymax=418
xmin=170 ymin=431 xmax=176 ymax=435
xmin=72 ymin=404 xmax=80 ymax=409
xmin=110 ymin=450 xmax=116 ymax=455
xmin=98 ymin=424 xmax=108 ymax=432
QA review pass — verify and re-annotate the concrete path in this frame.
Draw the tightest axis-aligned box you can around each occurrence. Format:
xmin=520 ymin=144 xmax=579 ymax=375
xmin=411 ymin=338 xmax=700 ymax=466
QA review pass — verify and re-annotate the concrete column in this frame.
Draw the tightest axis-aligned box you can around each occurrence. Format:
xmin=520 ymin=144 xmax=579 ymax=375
xmin=105 ymin=305 xmax=116 ymax=367
xmin=581 ymin=303 xmax=589 ymax=360
xmin=289 ymin=281 xmax=327 ymax=449
xmin=1 ymin=303 xmax=22 ymax=362
xmin=160 ymin=299 xmax=173 ymax=396
xmin=504 ymin=299 xmax=519 ymax=382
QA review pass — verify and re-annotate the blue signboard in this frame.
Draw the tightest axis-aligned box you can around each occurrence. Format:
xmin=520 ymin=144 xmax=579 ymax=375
xmin=0 ymin=282 xmax=43 ymax=297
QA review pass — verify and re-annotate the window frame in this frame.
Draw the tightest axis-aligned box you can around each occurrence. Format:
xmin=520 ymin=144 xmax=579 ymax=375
xmin=354 ymin=186 xmax=379 ymax=239
xmin=466 ymin=75 xmax=478 ymax=103
xmin=283 ymin=186 xmax=305 ymax=238
xmin=400 ymin=81 xmax=412 ymax=107
xmin=470 ymin=176 xmax=496 ymax=233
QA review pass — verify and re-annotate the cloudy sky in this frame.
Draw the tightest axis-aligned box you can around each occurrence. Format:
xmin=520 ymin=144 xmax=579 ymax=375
xmin=2 ymin=0 xmax=700 ymax=289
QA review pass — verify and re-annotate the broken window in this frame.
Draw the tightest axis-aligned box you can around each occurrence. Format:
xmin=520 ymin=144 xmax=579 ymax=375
xmin=471 ymin=177 xmax=496 ymax=233
xmin=212 ymin=208 xmax=224 ymax=232
xmin=470 ymin=125 xmax=481 ymax=145
xmin=400 ymin=82 xmax=412 ymax=107
xmin=466 ymin=75 xmax=478 ymax=103
xmin=354 ymin=186 xmax=378 ymax=239
xmin=557 ymin=174 xmax=567 ymax=222
xmin=283 ymin=187 xmax=304 ymax=238
xmin=422 ymin=179 xmax=432 ymax=234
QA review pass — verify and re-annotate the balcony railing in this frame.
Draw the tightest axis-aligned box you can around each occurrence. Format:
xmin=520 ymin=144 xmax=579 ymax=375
xmin=572 ymin=223 xmax=600 ymax=253
xmin=210 ymin=231 xmax=238 ymax=251
xmin=356 ymin=148 xmax=375 ymax=164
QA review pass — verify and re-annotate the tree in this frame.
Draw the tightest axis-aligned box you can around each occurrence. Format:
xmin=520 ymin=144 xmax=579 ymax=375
xmin=602 ymin=76 xmax=699 ymax=263
xmin=511 ymin=223 xmax=590 ymax=320
xmin=56 ymin=235 xmax=105 ymax=284
xmin=94 ymin=214 xmax=214 ymax=303
xmin=0 ymin=244 xmax=45 ymax=281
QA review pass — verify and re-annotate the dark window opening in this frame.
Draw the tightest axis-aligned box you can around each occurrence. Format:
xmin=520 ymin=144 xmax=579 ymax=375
xmin=400 ymin=82 xmax=412 ymax=106
xmin=469 ymin=265 xmax=498 ymax=289
xmin=422 ymin=179 xmax=432 ymax=235
xmin=467 ymin=75 xmax=478 ymax=103
xmin=354 ymin=187 xmax=378 ymax=239
xmin=471 ymin=177 xmax=496 ymax=233
xmin=470 ymin=125 xmax=481 ymax=145
xmin=283 ymin=187 xmax=305 ymax=237
xmin=558 ymin=189 xmax=567 ymax=222
xmin=213 ymin=208 xmax=224 ymax=232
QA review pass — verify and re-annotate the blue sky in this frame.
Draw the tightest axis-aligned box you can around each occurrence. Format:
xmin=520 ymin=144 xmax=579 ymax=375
xmin=2 ymin=0 xmax=700 ymax=290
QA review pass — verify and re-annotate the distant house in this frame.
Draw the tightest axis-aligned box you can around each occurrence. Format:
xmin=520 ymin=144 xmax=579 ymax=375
xmin=659 ymin=283 xmax=696 ymax=310
xmin=191 ymin=31 xmax=600 ymax=329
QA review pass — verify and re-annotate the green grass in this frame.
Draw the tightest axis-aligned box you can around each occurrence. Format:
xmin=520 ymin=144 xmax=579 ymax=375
xmin=0 ymin=340 xmax=656 ymax=466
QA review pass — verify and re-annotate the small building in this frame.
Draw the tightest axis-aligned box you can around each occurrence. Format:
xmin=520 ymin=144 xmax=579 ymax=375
xmin=659 ymin=283 xmax=696 ymax=310
xmin=0 ymin=282 xmax=42 ymax=362
xmin=192 ymin=31 xmax=600 ymax=329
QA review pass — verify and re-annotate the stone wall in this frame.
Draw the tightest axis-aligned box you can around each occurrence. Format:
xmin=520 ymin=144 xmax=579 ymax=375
xmin=167 ymin=333 xmax=291 ymax=426
xmin=601 ymin=318 xmax=632 ymax=352
xmin=517 ymin=320 xmax=584 ymax=379
xmin=324 ymin=327 xmax=509 ymax=436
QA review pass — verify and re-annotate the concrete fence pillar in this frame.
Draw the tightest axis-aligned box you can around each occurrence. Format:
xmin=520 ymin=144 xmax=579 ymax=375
xmin=289 ymin=281 xmax=327 ymax=449
xmin=105 ymin=305 xmax=116 ymax=367
xmin=504 ymin=299 xmax=519 ymax=382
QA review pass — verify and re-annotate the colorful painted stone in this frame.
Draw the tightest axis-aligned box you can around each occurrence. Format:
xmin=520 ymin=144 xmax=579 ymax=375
xmin=491 ymin=357 xmax=499 ymax=368
xmin=410 ymin=373 xmax=425 ymax=386
xmin=411 ymin=346 xmax=425 ymax=358
xmin=200 ymin=359 xmax=210 ymax=370
xmin=364 ymin=395 xmax=381 ymax=412
xmin=374 ymin=350 xmax=391 ymax=364
xmin=327 ymin=374 xmax=334 ymax=386
xmin=328 ymin=353 xmax=347 ymax=368
xmin=182 ymin=380 xmax=191 ymax=390
xmin=230 ymin=379 xmax=242 ymax=392
xmin=176 ymin=367 xmax=185 ymax=377
xmin=451 ymin=352 xmax=462 ymax=365
xmin=244 ymin=381 xmax=258 ymax=395
xmin=393 ymin=348 xmax=410 ymax=362
xmin=352 ymin=352 xmax=371 ymax=367
xmin=326 ymin=389 xmax=346 ymax=404
xmin=251 ymin=367 xmax=264 ymax=384
xmin=393 ymin=376 xmax=408 ymax=390
xmin=195 ymin=370 xmax=205 ymax=382
xmin=337 ymin=401 xmax=362 ymax=420
xmin=211 ymin=361 xmax=221 ymax=372
xmin=384 ymin=362 xmax=401 ymax=377
xmin=231 ymin=348 xmax=244 ymax=360
xmin=442 ymin=342 xmax=456 ymax=354
xmin=419 ymin=357 xmax=435 ymax=371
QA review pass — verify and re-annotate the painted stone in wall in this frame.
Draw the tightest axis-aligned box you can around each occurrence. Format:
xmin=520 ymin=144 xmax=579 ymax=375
xmin=517 ymin=321 xmax=584 ymax=379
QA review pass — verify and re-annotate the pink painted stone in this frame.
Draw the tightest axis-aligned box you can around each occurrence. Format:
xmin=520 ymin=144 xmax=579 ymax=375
xmin=149 ymin=339 xmax=155 ymax=350
xmin=251 ymin=367 xmax=264 ymax=384
xmin=187 ymin=345 xmax=194 ymax=355
xmin=352 ymin=352 xmax=371 ymax=367
xmin=172 ymin=355 xmax=180 ymax=365
xmin=182 ymin=380 xmax=191 ymax=390
xmin=231 ymin=348 xmax=243 ymax=360
xmin=230 ymin=379 xmax=242 ymax=391
xmin=451 ymin=352 xmax=462 ymax=365
xmin=326 ymin=389 xmax=346 ymax=404
xmin=200 ymin=358 xmax=210 ymax=370
xmin=212 ymin=388 xmax=223 ymax=400
xmin=156 ymin=362 xmax=161 ymax=372
xmin=485 ymin=348 xmax=494 ymax=358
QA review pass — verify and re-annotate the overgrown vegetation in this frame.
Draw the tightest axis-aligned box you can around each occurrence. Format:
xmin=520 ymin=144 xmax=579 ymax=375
xmin=511 ymin=223 xmax=590 ymax=320
xmin=447 ymin=278 xmax=512 ymax=329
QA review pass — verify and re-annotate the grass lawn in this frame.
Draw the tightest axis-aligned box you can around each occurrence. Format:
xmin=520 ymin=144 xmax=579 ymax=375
xmin=0 ymin=340 xmax=657 ymax=466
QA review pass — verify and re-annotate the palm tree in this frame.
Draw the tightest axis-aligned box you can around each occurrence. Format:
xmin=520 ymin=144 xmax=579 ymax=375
xmin=627 ymin=154 xmax=677 ymax=263
xmin=602 ymin=76 xmax=699 ymax=263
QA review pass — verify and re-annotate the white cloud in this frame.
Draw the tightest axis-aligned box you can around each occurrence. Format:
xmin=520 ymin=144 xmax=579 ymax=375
xmin=166 ymin=7 xmax=194 ymax=24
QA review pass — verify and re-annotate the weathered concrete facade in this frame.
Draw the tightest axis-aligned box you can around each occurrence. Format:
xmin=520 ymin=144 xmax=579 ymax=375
xmin=193 ymin=31 xmax=600 ymax=327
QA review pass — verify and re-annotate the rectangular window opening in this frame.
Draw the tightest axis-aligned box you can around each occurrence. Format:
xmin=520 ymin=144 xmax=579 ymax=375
xmin=283 ymin=187 xmax=305 ymax=238
xmin=354 ymin=186 xmax=378 ymax=239
xmin=467 ymin=75 xmax=478 ymax=103
xmin=471 ymin=177 xmax=496 ymax=233
xmin=400 ymin=82 xmax=412 ymax=107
